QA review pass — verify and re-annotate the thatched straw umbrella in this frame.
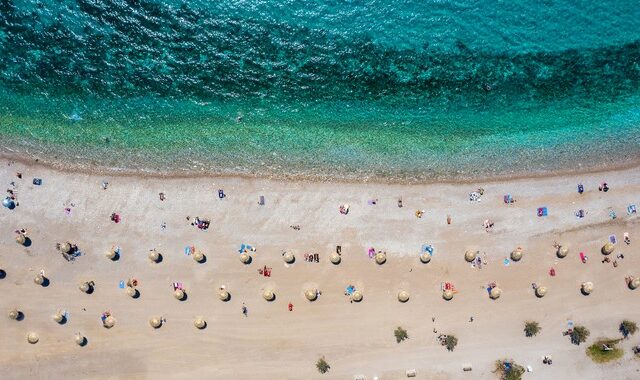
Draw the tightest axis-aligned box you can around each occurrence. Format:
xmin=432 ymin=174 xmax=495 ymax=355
xmin=27 ymin=332 xmax=39 ymax=344
xmin=330 ymin=253 xmax=341 ymax=265
xmin=218 ymin=289 xmax=230 ymax=301
xmin=53 ymin=311 xmax=64 ymax=323
xmin=33 ymin=274 xmax=45 ymax=286
xmin=174 ymin=289 xmax=185 ymax=300
xmin=126 ymin=286 xmax=138 ymax=298
xmin=510 ymin=248 xmax=523 ymax=261
xmin=602 ymin=242 xmax=614 ymax=255
xmin=194 ymin=317 xmax=206 ymax=329
xmin=103 ymin=316 xmax=115 ymax=328
xmin=239 ymin=252 xmax=251 ymax=264
xmin=420 ymin=252 xmax=431 ymax=264
xmin=8 ymin=309 xmax=19 ymax=320
xmin=535 ymin=286 xmax=547 ymax=298
xmin=557 ymin=246 xmax=569 ymax=258
xmin=443 ymin=290 xmax=454 ymax=301
xmin=464 ymin=250 xmax=477 ymax=262
xmin=490 ymin=287 xmax=502 ymax=299
xmin=581 ymin=282 xmax=594 ymax=295
xmin=628 ymin=277 xmax=639 ymax=290
xmin=352 ymin=290 xmax=363 ymax=302
xmin=398 ymin=290 xmax=410 ymax=303
xmin=59 ymin=242 xmax=71 ymax=254
xmin=375 ymin=252 xmax=386 ymax=265
xmin=263 ymin=289 xmax=275 ymax=301
xmin=148 ymin=250 xmax=160 ymax=263
xmin=193 ymin=250 xmax=205 ymax=263
xmin=15 ymin=234 xmax=26 ymax=246
xmin=105 ymin=248 xmax=117 ymax=260
xmin=305 ymin=289 xmax=318 ymax=301
xmin=79 ymin=282 xmax=92 ymax=293
xmin=283 ymin=251 xmax=295 ymax=264
xmin=149 ymin=317 xmax=162 ymax=329
xmin=75 ymin=333 xmax=86 ymax=346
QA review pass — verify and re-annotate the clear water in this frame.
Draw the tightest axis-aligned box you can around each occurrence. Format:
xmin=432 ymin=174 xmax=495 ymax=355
xmin=1 ymin=0 xmax=639 ymax=181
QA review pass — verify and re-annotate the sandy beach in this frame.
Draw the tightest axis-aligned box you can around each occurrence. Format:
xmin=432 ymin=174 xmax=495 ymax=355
xmin=1 ymin=157 xmax=639 ymax=379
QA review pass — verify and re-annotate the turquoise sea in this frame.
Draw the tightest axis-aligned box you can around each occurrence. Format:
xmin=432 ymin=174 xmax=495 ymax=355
xmin=1 ymin=0 xmax=639 ymax=181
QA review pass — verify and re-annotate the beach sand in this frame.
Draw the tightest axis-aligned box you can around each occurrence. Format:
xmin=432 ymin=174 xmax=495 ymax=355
xmin=1 ymin=158 xmax=639 ymax=379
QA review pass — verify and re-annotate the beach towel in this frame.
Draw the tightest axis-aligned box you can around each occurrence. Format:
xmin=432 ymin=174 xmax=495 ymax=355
xmin=421 ymin=244 xmax=434 ymax=255
xmin=609 ymin=210 xmax=616 ymax=219
xmin=503 ymin=258 xmax=510 ymax=266
xmin=579 ymin=252 xmax=587 ymax=263
xmin=628 ymin=205 xmax=637 ymax=215
xmin=609 ymin=235 xmax=617 ymax=244
xmin=119 ymin=280 xmax=125 ymax=289
xmin=184 ymin=246 xmax=193 ymax=255
xmin=368 ymin=247 xmax=375 ymax=258
xmin=537 ymin=207 xmax=548 ymax=217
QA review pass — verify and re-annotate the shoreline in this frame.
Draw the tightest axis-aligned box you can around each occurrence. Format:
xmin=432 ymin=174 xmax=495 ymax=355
xmin=2 ymin=150 xmax=640 ymax=186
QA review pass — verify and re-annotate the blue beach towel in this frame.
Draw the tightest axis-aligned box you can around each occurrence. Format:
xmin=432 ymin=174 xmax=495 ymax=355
xmin=503 ymin=258 xmax=510 ymax=266
xmin=119 ymin=280 xmax=125 ymax=289
xmin=421 ymin=244 xmax=434 ymax=255
xmin=609 ymin=235 xmax=617 ymax=244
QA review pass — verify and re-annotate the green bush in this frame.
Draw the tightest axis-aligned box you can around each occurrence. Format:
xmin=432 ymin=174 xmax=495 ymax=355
xmin=445 ymin=335 xmax=458 ymax=351
xmin=619 ymin=320 xmax=637 ymax=338
xmin=493 ymin=359 xmax=525 ymax=380
xmin=394 ymin=326 xmax=409 ymax=343
xmin=524 ymin=321 xmax=540 ymax=337
xmin=316 ymin=356 xmax=330 ymax=374
xmin=570 ymin=325 xmax=590 ymax=345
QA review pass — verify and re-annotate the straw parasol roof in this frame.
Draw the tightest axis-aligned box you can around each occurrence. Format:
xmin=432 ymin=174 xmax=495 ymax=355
xmin=330 ymin=253 xmax=341 ymax=265
xmin=263 ymin=289 xmax=275 ymax=301
xmin=218 ymin=289 xmax=230 ymax=301
xmin=53 ymin=311 xmax=64 ymax=323
xmin=33 ymin=274 xmax=44 ymax=285
xmin=398 ymin=290 xmax=410 ymax=303
xmin=75 ymin=333 xmax=86 ymax=346
xmin=557 ymin=246 xmax=569 ymax=258
xmin=375 ymin=252 xmax=386 ymax=265
xmin=490 ymin=287 xmax=502 ymax=299
xmin=443 ymin=290 xmax=454 ymax=301
xmin=239 ymin=252 xmax=251 ymax=264
xmin=420 ymin=252 xmax=431 ymax=264
xmin=305 ymin=289 xmax=318 ymax=301
xmin=103 ymin=316 xmax=115 ymax=328
xmin=148 ymin=250 xmax=160 ymax=263
xmin=149 ymin=317 xmax=162 ymax=328
xmin=79 ymin=282 xmax=91 ymax=293
xmin=174 ymin=289 xmax=185 ymax=300
xmin=27 ymin=332 xmax=39 ymax=344
xmin=628 ymin=277 xmax=640 ymax=290
xmin=510 ymin=248 xmax=523 ymax=261
xmin=194 ymin=317 xmax=206 ymax=329
xmin=105 ymin=248 xmax=117 ymax=260
xmin=535 ymin=286 xmax=547 ymax=298
xmin=283 ymin=251 xmax=295 ymax=264
xmin=126 ymin=286 xmax=137 ymax=298
xmin=59 ymin=242 xmax=71 ymax=254
xmin=602 ymin=242 xmax=614 ymax=255
xmin=352 ymin=290 xmax=363 ymax=302
xmin=15 ymin=234 xmax=26 ymax=245
xmin=193 ymin=250 xmax=205 ymax=263
xmin=8 ymin=309 xmax=19 ymax=320
xmin=464 ymin=250 xmax=477 ymax=262
xmin=581 ymin=282 xmax=594 ymax=295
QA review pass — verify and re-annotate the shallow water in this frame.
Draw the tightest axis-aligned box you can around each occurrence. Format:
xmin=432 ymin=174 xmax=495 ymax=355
xmin=1 ymin=1 xmax=639 ymax=180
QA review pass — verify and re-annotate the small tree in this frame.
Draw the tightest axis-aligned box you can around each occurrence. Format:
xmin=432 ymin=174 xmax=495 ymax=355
xmin=445 ymin=335 xmax=458 ymax=351
xmin=570 ymin=325 xmax=590 ymax=345
xmin=620 ymin=320 xmax=637 ymax=338
xmin=493 ymin=359 xmax=525 ymax=380
xmin=524 ymin=321 xmax=540 ymax=337
xmin=316 ymin=356 xmax=330 ymax=374
xmin=394 ymin=326 xmax=408 ymax=343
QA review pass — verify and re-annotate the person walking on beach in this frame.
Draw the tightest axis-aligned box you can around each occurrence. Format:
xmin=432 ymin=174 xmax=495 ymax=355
xmin=242 ymin=303 xmax=248 ymax=317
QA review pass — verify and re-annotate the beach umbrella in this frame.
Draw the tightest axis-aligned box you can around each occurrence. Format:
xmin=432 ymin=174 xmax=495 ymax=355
xmin=239 ymin=252 xmax=251 ymax=264
xmin=15 ymin=234 xmax=26 ymax=245
xmin=628 ymin=277 xmax=640 ymax=290
xmin=398 ymin=290 xmax=410 ymax=303
xmin=193 ymin=250 xmax=205 ymax=263
xmin=535 ymin=286 xmax=547 ymax=298
xmin=283 ymin=251 xmax=295 ymax=264
xmin=464 ymin=250 xmax=477 ymax=262
xmin=602 ymin=242 xmax=614 ymax=255
xmin=194 ymin=318 xmax=206 ymax=329
xmin=510 ymin=248 xmax=523 ymax=261
xmin=375 ymin=252 xmax=386 ymax=265
xmin=557 ymin=246 xmax=569 ymax=258
xmin=174 ymin=289 xmax=185 ymax=300
xmin=149 ymin=317 xmax=162 ymax=329
xmin=218 ymin=289 xmax=230 ymax=301
xmin=263 ymin=289 xmax=275 ymax=301
xmin=305 ymin=289 xmax=318 ymax=301
xmin=8 ymin=309 xmax=19 ymax=320
xmin=148 ymin=250 xmax=160 ymax=263
xmin=2 ymin=197 xmax=15 ymax=209
xmin=53 ymin=311 xmax=64 ymax=323
xmin=75 ymin=333 xmax=86 ymax=346
xmin=105 ymin=248 xmax=117 ymax=260
xmin=103 ymin=316 xmax=115 ymax=328
xmin=27 ymin=332 xmax=39 ymax=344
xmin=443 ymin=290 xmax=454 ymax=301
xmin=126 ymin=286 xmax=138 ymax=298
xmin=490 ymin=287 xmax=502 ymax=300
xmin=352 ymin=290 xmax=363 ymax=302
xmin=330 ymin=253 xmax=341 ymax=265
xmin=33 ymin=274 xmax=45 ymax=286
xmin=420 ymin=252 xmax=431 ymax=264
xmin=79 ymin=282 xmax=92 ymax=293
xmin=581 ymin=282 xmax=594 ymax=295
xmin=59 ymin=242 xmax=71 ymax=254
